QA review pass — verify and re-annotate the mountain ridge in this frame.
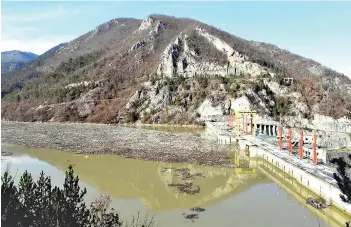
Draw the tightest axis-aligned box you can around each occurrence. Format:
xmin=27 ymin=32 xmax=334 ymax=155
xmin=1 ymin=14 xmax=350 ymax=124
xmin=1 ymin=50 xmax=38 ymax=73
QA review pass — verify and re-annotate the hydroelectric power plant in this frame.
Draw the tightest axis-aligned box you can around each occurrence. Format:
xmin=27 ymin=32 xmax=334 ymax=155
xmin=205 ymin=111 xmax=351 ymax=218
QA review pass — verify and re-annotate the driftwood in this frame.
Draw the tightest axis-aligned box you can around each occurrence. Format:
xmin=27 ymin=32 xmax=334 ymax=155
xmin=2 ymin=121 xmax=235 ymax=167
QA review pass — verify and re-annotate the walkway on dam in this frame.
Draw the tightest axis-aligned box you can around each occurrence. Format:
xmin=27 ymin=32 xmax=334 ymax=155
xmin=241 ymin=134 xmax=338 ymax=188
xmin=206 ymin=119 xmax=339 ymax=188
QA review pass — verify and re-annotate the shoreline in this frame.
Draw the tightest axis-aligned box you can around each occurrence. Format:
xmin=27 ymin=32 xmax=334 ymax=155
xmin=1 ymin=121 xmax=235 ymax=167
xmin=132 ymin=123 xmax=205 ymax=128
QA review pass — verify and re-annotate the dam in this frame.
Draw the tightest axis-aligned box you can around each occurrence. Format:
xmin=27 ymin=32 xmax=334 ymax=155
xmin=205 ymin=114 xmax=351 ymax=219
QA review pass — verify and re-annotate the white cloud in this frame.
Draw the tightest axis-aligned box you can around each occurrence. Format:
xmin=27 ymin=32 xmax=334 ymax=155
xmin=1 ymin=23 xmax=74 ymax=54
xmin=1 ymin=5 xmax=77 ymax=54
xmin=1 ymin=36 xmax=74 ymax=55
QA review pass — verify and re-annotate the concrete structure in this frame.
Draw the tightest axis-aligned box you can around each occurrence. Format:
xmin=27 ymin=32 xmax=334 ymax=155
xmin=241 ymin=135 xmax=351 ymax=216
xmin=303 ymin=145 xmax=327 ymax=163
xmin=204 ymin=117 xmax=351 ymax=217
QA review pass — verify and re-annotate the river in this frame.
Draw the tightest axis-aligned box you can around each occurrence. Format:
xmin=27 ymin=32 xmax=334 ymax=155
xmin=1 ymin=126 xmax=350 ymax=227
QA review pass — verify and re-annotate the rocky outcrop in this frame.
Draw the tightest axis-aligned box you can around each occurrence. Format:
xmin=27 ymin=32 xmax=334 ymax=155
xmin=197 ymin=99 xmax=223 ymax=119
xmin=130 ymin=40 xmax=146 ymax=51
xmin=230 ymin=96 xmax=252 ymax=112
xmin=196 ymin=27 xmax=269 ymax=77
xmin=156 ymin=27 xmax=270 ymax=78
xmin=76 ymin=87 xmax=100 ymax=118
xmin=154 ymin=21 xmax=166 ymax=33
xmin=311 ymin=114 xmax=351 ymax=133
xmin=156 ymin=38 xmax=180 ymax=77
xmin=138 ymin=16 xmax=154 ymax=31
xmin=65 ymin=81 xmax=91 ymax=89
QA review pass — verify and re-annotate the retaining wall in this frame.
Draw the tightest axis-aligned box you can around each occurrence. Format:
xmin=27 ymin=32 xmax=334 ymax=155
xmin=246 ymin=144 xmax=351 ymax=215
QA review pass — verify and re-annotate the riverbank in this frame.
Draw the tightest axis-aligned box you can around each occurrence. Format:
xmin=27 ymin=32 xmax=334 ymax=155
xmin=1 ymin=121 xmax=234 ymax=167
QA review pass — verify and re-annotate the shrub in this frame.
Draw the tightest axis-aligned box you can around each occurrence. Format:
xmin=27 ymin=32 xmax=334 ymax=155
xmin=125 ymin=112 xmax=139 ymax=123
xmin=273 ymin=97 xmax=291 ymax=120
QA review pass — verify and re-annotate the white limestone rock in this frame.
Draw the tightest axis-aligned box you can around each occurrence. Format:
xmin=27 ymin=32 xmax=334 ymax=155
xmin=196 ymin=27 xmax=234 ymax=57
xmin=265 ymin=81 xmax=288 ymax=95
xmin=139 ymin=16 xmax=154 ymax=31
xmin=76 ymin=88 xmax=100 ymax=118
xmin=65 ymin=81 xmax=91 ymax=89
xmin=197 ymin=98 xmax=223 ymax=119
xmin=157 ymin=38 xmax=180 ymax=77
xmin=230 ymin=96 xmax=252 ymax=112
xmin=311 ymin=114 xmax=351 ymax=133
xmin=196 ymin=27 xmax=268 ymax=77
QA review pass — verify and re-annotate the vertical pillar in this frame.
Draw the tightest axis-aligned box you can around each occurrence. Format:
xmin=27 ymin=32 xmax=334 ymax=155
xmin=268 ymin=125 xmax=273 ymax=136
xmin=263 ymin=125 xmax=267 ymax=135
xmin=313 ymin=135 xmax=317 ymax=165
xmin=299 ymin=130 xmax=304 ymax=158
xmin=253 ymin=113 xmax=256 ymax=136
xmin=273 ymin=126 xmax=277 ymax=136
xmin=242 ymin=117 xmax=245 ymax=134
xmin=245 ymin=117 xmax=249 ymax=134
xmin=288 ymin=128 xmax=292 ymax=153
xmin=250 ymin=117 xmax=253 ymax=135
xmin=272 ymin=126 xmax=275 ymax=136
xmin=260 ymin=124 xmax=264 ymax=133
xmin=278 ymin=127 xmax=283 ymax=150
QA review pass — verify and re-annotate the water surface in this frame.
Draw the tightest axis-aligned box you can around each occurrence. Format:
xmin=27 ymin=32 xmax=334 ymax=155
xmin=1 ymin=145 xmax=349 ymax=227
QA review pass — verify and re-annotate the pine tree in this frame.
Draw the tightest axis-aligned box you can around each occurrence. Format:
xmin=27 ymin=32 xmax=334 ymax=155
xmin=1 ymin=170 xmax=24 ymax=226
xmin=1 ymin=165 xmax=123 ymax=227
xmin=18 ymin=170 xmax=37 ymax=226
xmin=332 ymin=154 xmax=351 ymax=203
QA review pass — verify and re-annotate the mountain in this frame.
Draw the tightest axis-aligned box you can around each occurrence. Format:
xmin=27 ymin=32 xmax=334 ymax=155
xmin=1 ymin=50 xmax=38 ymax=73
xmin=39 ymin=42 xmax=68 ymax=60
xmin=1 ymin=15 xmax=351 ymax=126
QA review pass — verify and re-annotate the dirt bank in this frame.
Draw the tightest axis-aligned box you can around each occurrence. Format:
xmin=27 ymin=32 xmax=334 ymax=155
xmin=1 ymin=121 xmax=235 ymax=167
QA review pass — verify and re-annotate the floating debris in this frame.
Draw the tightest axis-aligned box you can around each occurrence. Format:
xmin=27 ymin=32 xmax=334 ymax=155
xmin=2 ymin=121 xmax=234 ymax=167
xmin=184 ymin=214 xmax=198 ymax=220
xmin=190 ymin=207 xmax=205 ymax=212
xmin=306 ymin=198 xmax=327 ymax=209
xmin=168 ymin=183 xmax=200 ymax=194
xmin=175 ymin=168 xmax=204 ymax=180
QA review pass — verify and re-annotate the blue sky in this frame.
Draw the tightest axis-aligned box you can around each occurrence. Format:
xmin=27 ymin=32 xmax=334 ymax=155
xmin=2 ymin=1 xmax=351 ymax=77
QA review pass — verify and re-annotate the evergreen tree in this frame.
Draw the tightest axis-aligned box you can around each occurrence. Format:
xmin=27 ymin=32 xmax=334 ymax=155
xmin=1 ymin=170 xmax=24 ymax=226
xmin=18 ymin=171 xmax=37 ymax=226
xmin=332 ymin=154 xmax=351 ymax=203
xmin=1 ymin=165 xmax=123 ymax=227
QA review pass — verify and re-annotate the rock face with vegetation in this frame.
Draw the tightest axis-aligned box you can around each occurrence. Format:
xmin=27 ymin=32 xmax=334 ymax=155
xmin=1 ymin=15 xmax=351 ymax=128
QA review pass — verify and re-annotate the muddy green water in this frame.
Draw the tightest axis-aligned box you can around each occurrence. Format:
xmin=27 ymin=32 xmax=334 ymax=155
xmin=1 ymin=145 xmax=350 ymax=227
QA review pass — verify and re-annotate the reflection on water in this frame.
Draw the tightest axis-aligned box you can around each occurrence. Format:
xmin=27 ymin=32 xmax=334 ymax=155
xmin=1 ymin=145 xmax=349 ymax=227
xmin=259 ymin=160 xmax=350 ymax=227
